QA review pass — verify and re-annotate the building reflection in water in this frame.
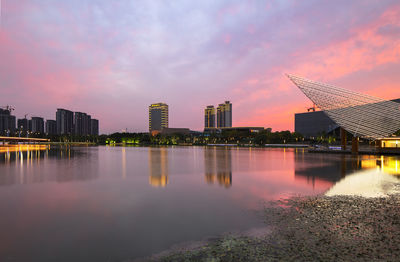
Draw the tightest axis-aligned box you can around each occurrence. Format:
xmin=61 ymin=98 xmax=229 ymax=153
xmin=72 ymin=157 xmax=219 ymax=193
xmin=362 ymin=156 xmax=400 ymax=176
xmin=295 ymin=151 xmax=400 ymax=188
xmin=122 ymin=147 xmax=127 ymax=179
xmin=148 ymin=147 xmax=169 ymax=187
xmin=0 ymin=145 xmax=98 ymax=185
xmin=204 ymin=147 xmax=232 ymax=188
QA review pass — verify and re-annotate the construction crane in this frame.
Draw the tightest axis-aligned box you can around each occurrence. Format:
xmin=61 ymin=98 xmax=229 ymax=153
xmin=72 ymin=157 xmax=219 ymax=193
xmin=0 ymin=105 xmax=15 ymax=113
xmin=307 ymin=103 xmax=316 ymax=112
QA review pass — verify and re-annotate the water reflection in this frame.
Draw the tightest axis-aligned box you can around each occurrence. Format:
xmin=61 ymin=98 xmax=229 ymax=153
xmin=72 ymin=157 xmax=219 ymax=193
xmin=0 ymin=144 xmax=49 ymax=153
xmin=1 ymin=145 xmax=51 ymax=163
xmin=122 ymin=147 xmax=127 ymax=179
xmin=326 ymin=168 xmax=400 ymax=197
xmin=0 ymin=146 xmax=399 ymax=262
xmin=204 ymin=147 xmax=232 ymax=188
xmin=295 ymin=153 xmax=400 ymax=188
xmin=148 ymin=147 xmax=169 ymax=187
xmin=373 ymin=156 xmax=400 ymax=175
xmin=326 ymin=156 xmax=400 ymax=197
xmin=0 ymin=145 xmax=98 ymax=185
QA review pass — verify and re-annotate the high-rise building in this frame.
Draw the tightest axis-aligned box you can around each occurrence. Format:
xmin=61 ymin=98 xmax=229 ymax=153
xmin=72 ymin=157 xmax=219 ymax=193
xmin=31 ymin=117 xmax=45 ymax=134
xmin=217 ymin=101 xmax=232 ymax=128
xmin=204 ymin=105 xmax=216 ymax=128
xmin=46 ymin=120 xmax=57 ymax=135
xmin=90 ymin=119 xmax=99 ymax=135
xmin=149 ymin=103 xmax=168 ymax=133
xmin=56 ymin=109 xmax=74 ymax=135
xmin=74 ymin=112 xmax=91 ymax=135
xmin=85 ymin=114 xmax=91 ymax=135
xmin=17 ymin=118 xmax=29 ymax=132
xmin=0 ymin=108 xmax=16 ymax=135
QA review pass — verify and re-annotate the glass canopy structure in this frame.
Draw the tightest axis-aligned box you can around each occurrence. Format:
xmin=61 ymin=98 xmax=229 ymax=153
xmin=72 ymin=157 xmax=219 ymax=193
xmin=287 ymin=74 xmax=400 ymax=140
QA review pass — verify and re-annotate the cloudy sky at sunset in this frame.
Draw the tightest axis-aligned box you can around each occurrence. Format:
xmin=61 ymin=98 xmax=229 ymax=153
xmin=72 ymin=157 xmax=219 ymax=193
xmin=1 ymin=0 xmax=400 ymax=133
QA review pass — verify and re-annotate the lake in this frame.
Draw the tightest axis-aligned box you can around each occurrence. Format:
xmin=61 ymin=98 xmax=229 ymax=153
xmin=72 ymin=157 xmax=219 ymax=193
xmin=0 ymin=145 xmax=399 ymax=261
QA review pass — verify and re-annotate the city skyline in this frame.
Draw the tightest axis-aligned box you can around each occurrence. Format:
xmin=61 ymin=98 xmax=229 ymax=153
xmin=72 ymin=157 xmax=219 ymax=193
xmin=0 ymin=107 xmax=99 ymax=136
xmin=1 ymin=1 xmax=400 ymax=133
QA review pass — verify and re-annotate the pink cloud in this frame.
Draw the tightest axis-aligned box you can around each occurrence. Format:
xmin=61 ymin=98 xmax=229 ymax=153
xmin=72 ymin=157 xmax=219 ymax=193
xmin=1 ymin=1 xmax=400 ymax=133
xmin=223 ymin=34 xmax=232 ymax=44
xmin=232 ymin=3 xmax=400 ymax=131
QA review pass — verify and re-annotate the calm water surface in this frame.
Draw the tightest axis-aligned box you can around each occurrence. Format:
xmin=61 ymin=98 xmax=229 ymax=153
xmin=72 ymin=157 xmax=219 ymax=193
xmin=0 ymin=145 xmax=399 ymax=261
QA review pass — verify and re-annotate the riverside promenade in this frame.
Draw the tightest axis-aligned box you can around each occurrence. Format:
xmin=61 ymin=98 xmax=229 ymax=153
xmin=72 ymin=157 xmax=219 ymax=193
xmin=0 ymin=136 xmax=50 ymax=143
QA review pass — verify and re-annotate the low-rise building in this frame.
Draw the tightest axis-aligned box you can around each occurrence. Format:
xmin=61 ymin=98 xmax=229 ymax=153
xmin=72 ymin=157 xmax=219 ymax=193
xmin=204 ymin=127 xmax=264 ymax=133
xmin=160 ymin=128 xmax=191 ymax=135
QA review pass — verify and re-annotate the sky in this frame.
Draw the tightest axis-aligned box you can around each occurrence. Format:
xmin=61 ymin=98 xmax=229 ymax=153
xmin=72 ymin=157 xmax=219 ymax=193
xmin=1 ymin=0 xmax=400 ymax=134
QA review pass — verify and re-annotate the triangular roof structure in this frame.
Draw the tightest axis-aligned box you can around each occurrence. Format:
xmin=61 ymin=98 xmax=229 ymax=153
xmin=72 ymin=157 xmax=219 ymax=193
xmin=287 ymin=74 xmax=400 ymax=140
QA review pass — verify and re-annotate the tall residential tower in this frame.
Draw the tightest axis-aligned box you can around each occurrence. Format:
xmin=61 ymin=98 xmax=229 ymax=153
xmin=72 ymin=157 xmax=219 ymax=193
xmin=217 ymin=101 xmax=232 ymax=128
xmin=74 ymin=112 xmax=91 ymax=136
xmin=90 ymin=119 xmax=99 ymax=135
xmin=0 ymin=108 xmax=16 ymax=135
xmin=56 ymin=108 xmax=74 ymax=135
xmin=31 ymin=117 xmax=44 ymax=134
xmin=204 ymin=105 xmax=216 ymax=128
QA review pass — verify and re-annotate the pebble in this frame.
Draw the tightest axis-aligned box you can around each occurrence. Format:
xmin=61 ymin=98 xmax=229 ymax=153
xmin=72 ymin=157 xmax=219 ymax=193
xmin=144 ymin=194 xmax=400 ymax=262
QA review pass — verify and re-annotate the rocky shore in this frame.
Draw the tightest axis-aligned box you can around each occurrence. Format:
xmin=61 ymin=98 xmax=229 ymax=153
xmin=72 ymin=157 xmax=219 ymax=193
xmin=147 ymin=193 xmax=400 ymax=262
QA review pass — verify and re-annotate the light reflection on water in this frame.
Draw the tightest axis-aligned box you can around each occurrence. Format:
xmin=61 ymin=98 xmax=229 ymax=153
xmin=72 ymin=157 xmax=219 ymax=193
xmin=0 ymin=145 xmax=98 ymax=185
xmin=149 ymin=147 xmax=169 ymax=187
xmin=0 ymin=145 xmax=399 ymax=261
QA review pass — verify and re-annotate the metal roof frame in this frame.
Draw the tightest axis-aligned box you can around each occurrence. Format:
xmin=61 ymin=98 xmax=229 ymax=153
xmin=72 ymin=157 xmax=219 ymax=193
xmin=287 ymin=74 xmax=400 ymax=140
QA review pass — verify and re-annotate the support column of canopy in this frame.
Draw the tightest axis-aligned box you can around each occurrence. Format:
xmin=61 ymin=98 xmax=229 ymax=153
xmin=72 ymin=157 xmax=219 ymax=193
xmin=340 ymin=127 xmax=347 ymax=150
xmin=351 ymin=137 xmax=359 ymax=154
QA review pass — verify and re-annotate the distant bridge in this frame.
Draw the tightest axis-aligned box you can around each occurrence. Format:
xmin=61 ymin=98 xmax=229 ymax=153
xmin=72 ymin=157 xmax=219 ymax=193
xmin=0 ymin=136 xmax=50 ymax=143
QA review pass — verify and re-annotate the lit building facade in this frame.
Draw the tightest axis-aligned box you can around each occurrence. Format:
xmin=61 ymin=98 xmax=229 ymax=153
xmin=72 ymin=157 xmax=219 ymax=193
xmin=217 ymin=101 xmax=232 ymax=128
xmin=149 ymin=103 xmax=168 ymax=134
xmin=378 ymin=138 xmax=400 ymax=148
xmin=31 ymin=117 xmax=45 ymax=134
xmin=204 ymin=105 xmax=216 ymax=128
xmin=56 ymin=109 xmax=74 ymax=135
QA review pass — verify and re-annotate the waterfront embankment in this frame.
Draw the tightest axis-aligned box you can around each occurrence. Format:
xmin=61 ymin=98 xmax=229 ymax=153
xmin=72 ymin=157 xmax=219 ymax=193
xmin=147 ymin=192 xmax=400 ymax=261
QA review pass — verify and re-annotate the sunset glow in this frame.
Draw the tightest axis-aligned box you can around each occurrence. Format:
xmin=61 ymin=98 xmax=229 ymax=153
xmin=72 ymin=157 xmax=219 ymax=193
xmin=1 ymin=0 xmax=400 ymax=133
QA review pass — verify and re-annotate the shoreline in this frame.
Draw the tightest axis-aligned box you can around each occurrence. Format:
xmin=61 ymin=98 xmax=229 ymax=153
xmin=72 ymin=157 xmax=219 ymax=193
xmin=143 ymin=193 xmax=400 ymax=262
xmin=3 ymin=143 xmax=400 ymax=157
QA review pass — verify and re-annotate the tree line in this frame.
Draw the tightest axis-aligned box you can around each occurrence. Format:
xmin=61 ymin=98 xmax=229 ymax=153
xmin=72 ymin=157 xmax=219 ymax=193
xmin=10 ymin=128 xmax=400 ymax=145
xmin=98 ymin=129 xmax=304 ymax=146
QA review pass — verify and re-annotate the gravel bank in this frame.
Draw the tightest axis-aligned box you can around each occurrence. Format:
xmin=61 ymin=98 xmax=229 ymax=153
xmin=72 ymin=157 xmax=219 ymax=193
xmin=146 ymin=194 xmax=400 ymax=262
